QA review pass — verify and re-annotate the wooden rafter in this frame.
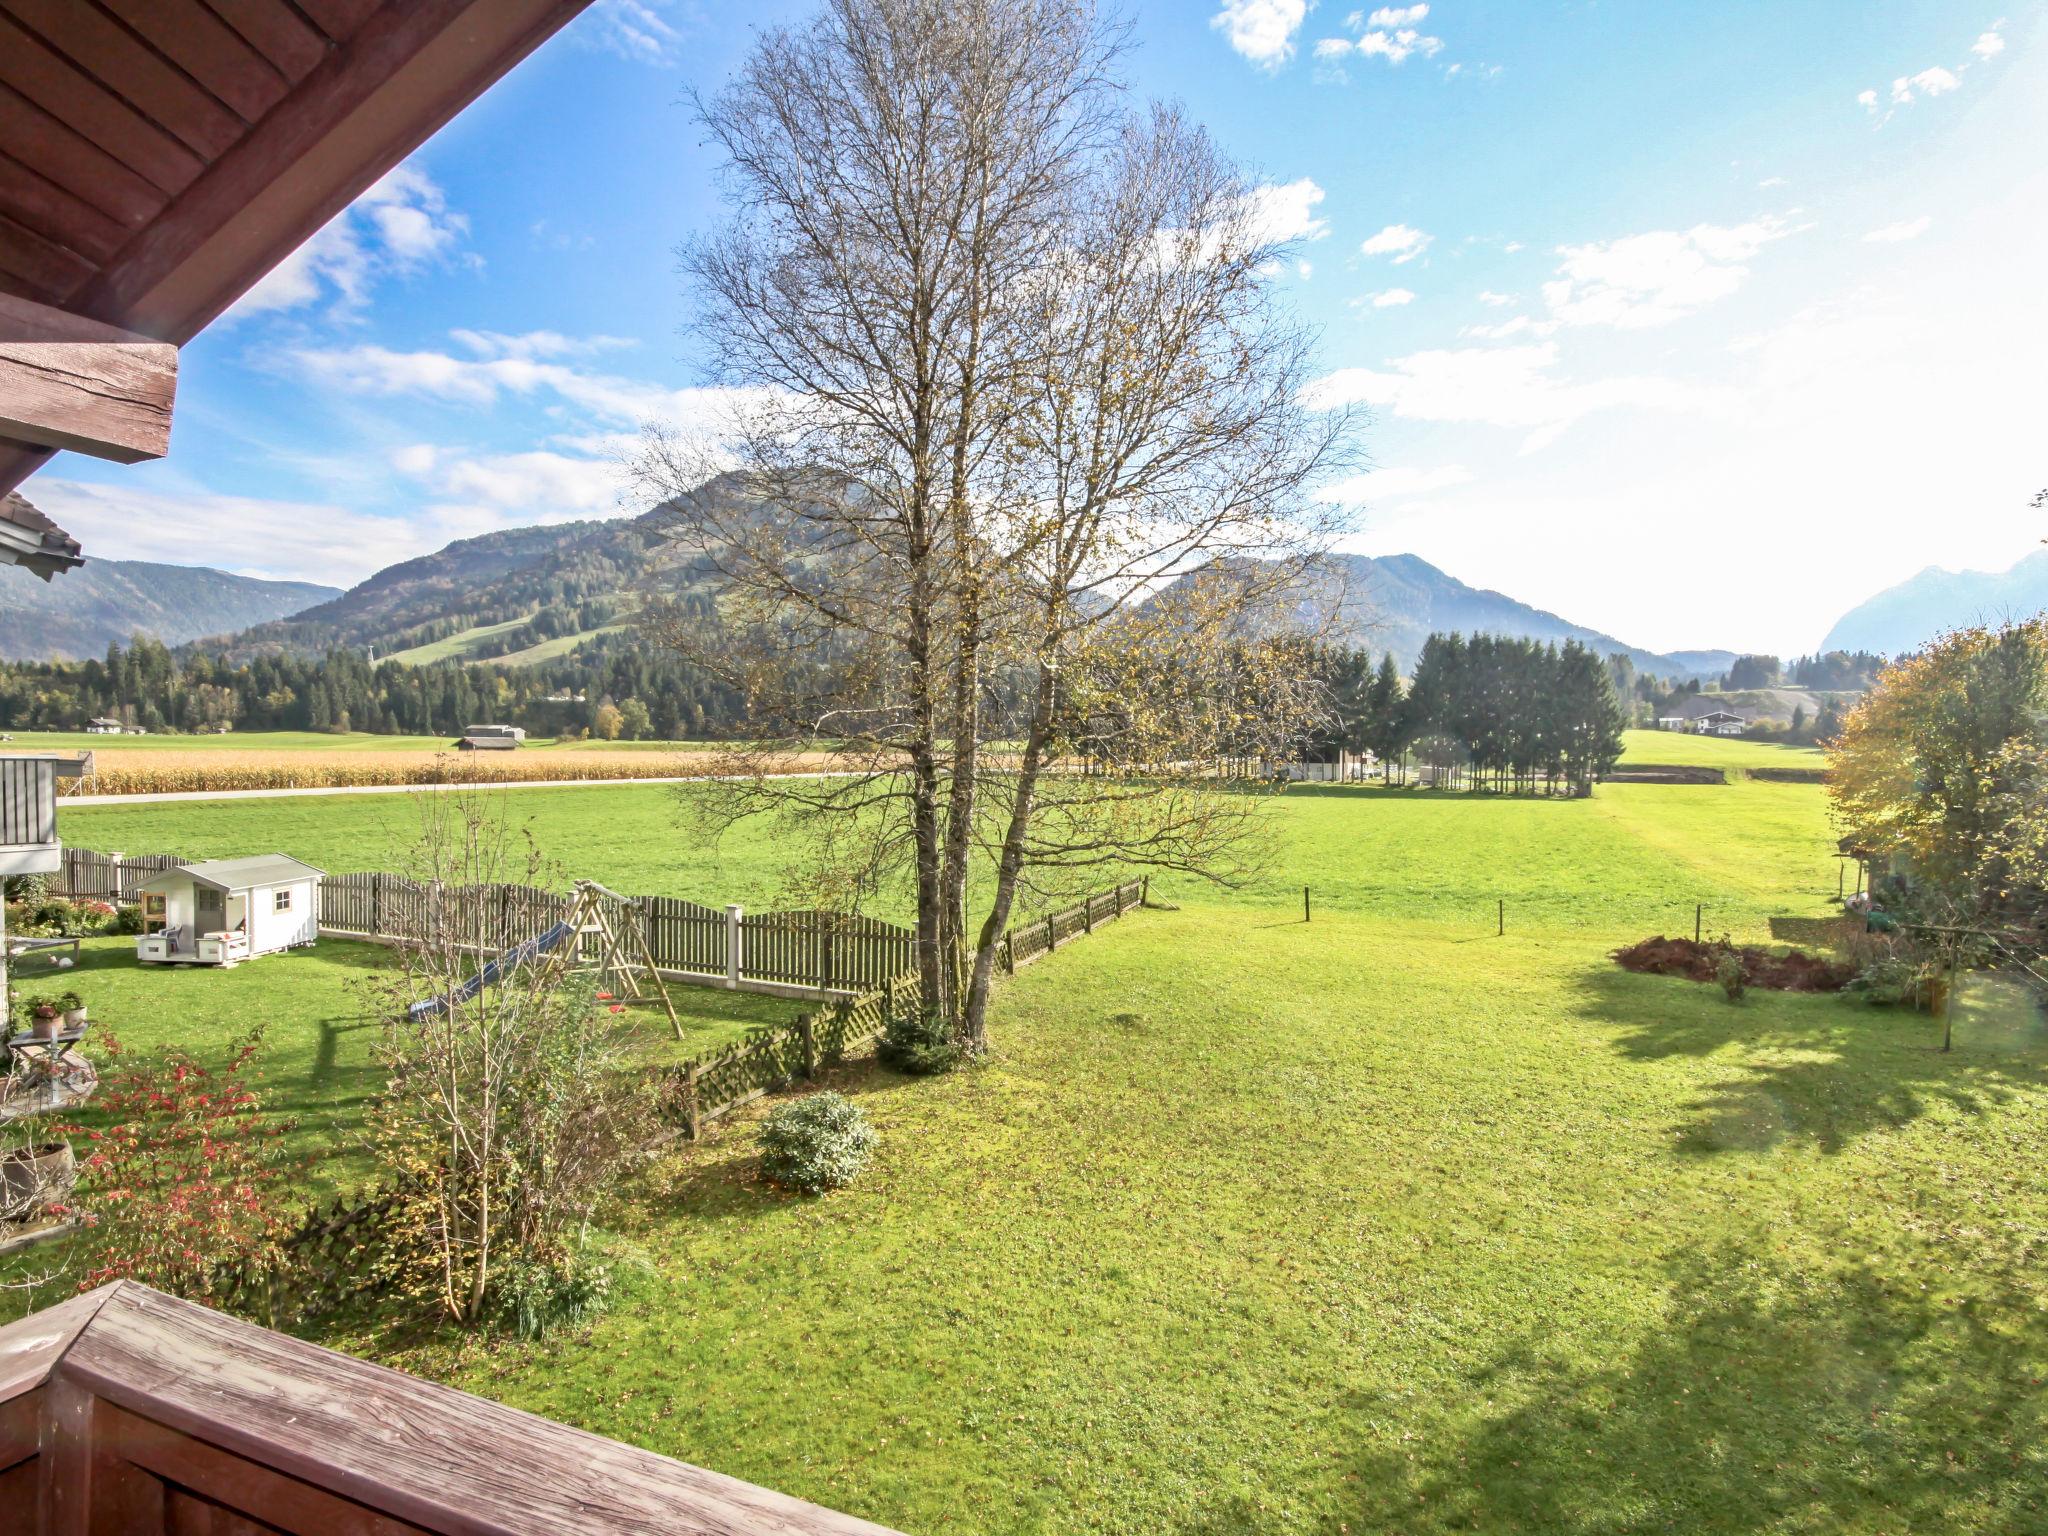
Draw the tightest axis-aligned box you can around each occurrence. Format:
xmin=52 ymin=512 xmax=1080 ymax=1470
xmin=0 ymin=0 xmax=596 ymax=502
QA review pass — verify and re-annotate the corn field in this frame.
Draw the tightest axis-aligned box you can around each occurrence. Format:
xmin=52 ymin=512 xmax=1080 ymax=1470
xmin=70 ymin=749 xmax=742 ymax=795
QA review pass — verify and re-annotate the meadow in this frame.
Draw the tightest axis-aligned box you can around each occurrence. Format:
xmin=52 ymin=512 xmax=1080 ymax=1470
xmin=21 ymin=732 xmax=2048 ymax=1533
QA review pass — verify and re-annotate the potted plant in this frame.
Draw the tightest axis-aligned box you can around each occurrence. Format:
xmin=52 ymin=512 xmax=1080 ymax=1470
xmin=57 ymin=990 xmax=86 ymax=1030
xmin=30 ymin=999 xmax=58 ymax=1041
xmin=0 ymin=1138 xmax=76 ymax=1221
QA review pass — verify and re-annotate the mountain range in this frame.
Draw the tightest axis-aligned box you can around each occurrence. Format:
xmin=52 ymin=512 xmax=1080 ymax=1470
xmin=0 ymin=552 xmax=338 ymax=661
xmin=1 ymin=486 xmax=1752 ymax=677
xmin=1820 ymin=548 xmax=2048 ymax=656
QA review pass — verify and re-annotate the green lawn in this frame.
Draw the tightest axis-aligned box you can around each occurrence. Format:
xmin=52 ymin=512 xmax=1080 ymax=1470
xmin=25 ymin=742 xmax=2048 ymax=1533
xmin=369 ymin=912 xmax=2044 ymax=1536
xmin=60 ymin=747 xmax=1839 ymax=940
xmin=1617 ymin=728 xmax=1827 ymax=772
xmin=4 ymin=937 xmax=795 ymax=1201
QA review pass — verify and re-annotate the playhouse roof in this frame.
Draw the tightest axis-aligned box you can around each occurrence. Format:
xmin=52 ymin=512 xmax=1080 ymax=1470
xmin=137 ymin=854 xmax=324 ymax=892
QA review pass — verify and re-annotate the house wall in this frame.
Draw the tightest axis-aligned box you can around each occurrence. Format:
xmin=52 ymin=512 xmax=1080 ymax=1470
xmin=247 ymin=878 xmax=318 ymax=954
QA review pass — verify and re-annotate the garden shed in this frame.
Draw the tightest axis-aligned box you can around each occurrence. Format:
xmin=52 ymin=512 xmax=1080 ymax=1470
xmin=133 ymin=855 xmax=321 ymax=968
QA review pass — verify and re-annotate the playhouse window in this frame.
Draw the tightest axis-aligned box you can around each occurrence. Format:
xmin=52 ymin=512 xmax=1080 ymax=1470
xmin=274 ymin=888 xmax=293 ymax=913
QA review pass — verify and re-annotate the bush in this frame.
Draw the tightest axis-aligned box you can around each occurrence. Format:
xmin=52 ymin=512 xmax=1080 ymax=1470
xmin=111 ymin=904 xmax=145 ymax=936
xmin=486 ymin=1247 xmax=614 ymax=1340
xmin=61 ymin=1029 xmax=299 ymax=1306
xmin=1845 ymin=955 xmax=1927 ymax=1007
xmin=1715 ymin=952 xmax=1746 ymax=1003
xmin=878 ymin=1008 xmax=961 ymax=1076
xmin=757 ymin=1092 xmax=876 ymax=1195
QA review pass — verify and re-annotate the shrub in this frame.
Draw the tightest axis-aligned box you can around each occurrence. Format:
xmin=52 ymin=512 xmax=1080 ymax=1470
xmin=61 ymin=1029 xmax=300 ymax=1306
xmin=366 ymin=793 xmax=654 ymax=1328
xmin=111 ymin=903 xmax=145 ymax=936
xmin=879 ymin=1008 xmax=961 ymax=1076
xmin=758 ymin=1092 xmax=876 ymax=1195
xmin=1845 ymin=955 xmax=1926 ymax=1007
xmin=3 ymin=873 xmax=48 ymax=903
xmin=486 ymin=1246 xmax=614 ymax=1340
xmin=1716 ymin=952 xmax=1746 ymax=1003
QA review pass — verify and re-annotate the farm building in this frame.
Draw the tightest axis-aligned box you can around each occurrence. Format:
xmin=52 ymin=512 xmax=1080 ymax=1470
xmin=456 ymin=733 xmax=520 ymax=752
xmin=1692 ymin=710 xmax=1749 ymax=736
xmin=464 ymin=723 xmax=526 ymax=743
xmin=134 ymin=855 xmax=321 ymax=969
xmin=84 ymin=717 xmax=121 ymax=734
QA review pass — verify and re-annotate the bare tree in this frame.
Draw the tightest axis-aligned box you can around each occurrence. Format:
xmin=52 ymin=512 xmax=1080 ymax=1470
xmin=637 ymin=0 xmax=1357 ymax=1052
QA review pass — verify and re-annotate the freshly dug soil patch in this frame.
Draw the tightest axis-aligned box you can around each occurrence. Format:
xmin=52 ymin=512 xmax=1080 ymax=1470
xmin=1602 ymin=766 xmax=1727 ymax=785
xmin=1747 ymin=767 xmax=1826 ymax=784
xmin=1613 ymin=935 xmax=1853 ymax=992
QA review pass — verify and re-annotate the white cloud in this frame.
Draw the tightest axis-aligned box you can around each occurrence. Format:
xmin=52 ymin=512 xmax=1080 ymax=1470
xmin=1863 ymin=216 xmax=1932 ymax=243
xmin=1212 ymin=0 xmax=1307 ymax=68
xmin=290 ymin=333 xmax=768 ymax=445
xmin=577 ymin=0 xmax=686 ymax=64
xmin=1461 ymin=314 xmax=1558 ymax=341
xmin=1360 ymin=223 xmax=1432 ymax=264
xmin=1297 ymin=259 xmax=1314 ymax=280
xmin=1972 ymin=29 xmax=2005 ymax=59
xmin=1320 ymin=463 xmax=1473 ymax=503
xmin=394 ymin=447 xmax=624 ymax=518
xmin=1757 ymin=176 xmax=1789 ymax=189
xmin=1365 ymin=4 xmax=1430 ymax=26
xmin=1893 ymin=66 xmax=1961 ymax=103
xmin=1306 ymin=343 xmax=1728 ymax=452
xmin=1358 ymin=27 xmax=1443 ymax=62
xmin=1245 ymin=178 xmax=1331 ymax=245
xmin=25 ymin=480 xmax=512 ymax=587
xmin=446 ymin=330 xmax=637 ymax=362
xmin=1368 ymin=288 xmax=1416 ymax=307
xmin=1476 ymin=290 xmax=1516 ymax=306
xmin=231 ymin=163 xmax=471 ymax=320
xmin=1540 ymin=217 xmax=1798 ymax=329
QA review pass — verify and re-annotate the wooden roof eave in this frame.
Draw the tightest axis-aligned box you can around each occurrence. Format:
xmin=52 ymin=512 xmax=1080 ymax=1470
xmin=0 ymin=0 xmax=595 ymax=502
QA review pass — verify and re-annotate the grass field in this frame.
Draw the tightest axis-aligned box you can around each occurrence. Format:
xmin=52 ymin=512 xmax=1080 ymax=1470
xmin=3 ymin=938 xmax=793 ymax=1201
xmin=1616 ymin=729 xmax=1827 ymax=772
xmin=23 ymin=731 xmax=2048 ymax=1532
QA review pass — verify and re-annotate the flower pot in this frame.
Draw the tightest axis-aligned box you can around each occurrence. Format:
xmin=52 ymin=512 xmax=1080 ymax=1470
xmin=0 ymin=1140 xmax=75 ymax=1221
xmin=32 ymin=1012 xmax=57 ymax=1041
xmin=61 ymin=1007 xmax=86 ymax=1030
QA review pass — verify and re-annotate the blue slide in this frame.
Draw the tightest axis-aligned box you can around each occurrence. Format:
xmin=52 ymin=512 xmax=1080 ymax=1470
xmin=407 ymin=921 xmax=576 ymax=1021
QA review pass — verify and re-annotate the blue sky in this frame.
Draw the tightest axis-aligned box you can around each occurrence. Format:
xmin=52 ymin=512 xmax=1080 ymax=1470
xmin=28 ymin=0 xmax=2047 ymax=658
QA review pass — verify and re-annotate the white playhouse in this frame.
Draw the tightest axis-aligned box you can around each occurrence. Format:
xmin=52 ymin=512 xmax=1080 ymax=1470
xmin=134 ymin=855 xmax=323 ymax=968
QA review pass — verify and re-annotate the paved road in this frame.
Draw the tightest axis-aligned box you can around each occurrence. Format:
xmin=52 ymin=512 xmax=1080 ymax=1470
xmin=61 ymin=771 xmax=851 ymax=808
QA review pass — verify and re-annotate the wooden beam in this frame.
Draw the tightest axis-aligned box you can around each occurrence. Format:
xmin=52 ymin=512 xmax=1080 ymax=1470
xmin=71 ymin=0 xmax=595 ymax=342
xmin=0 ymin=293 xmax=175 ymax=463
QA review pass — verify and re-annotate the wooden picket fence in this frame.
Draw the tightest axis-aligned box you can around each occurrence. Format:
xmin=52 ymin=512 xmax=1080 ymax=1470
xmin=1000 ymin=878 xmax=1148 ymax=971
xmin=53 ymin=850 xmax=917 ymax=998
xmin=663 ymin=875 xmax=1149 ymax=1137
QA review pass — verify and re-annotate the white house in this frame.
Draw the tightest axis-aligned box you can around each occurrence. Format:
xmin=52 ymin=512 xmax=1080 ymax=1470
xmin=1692 ymin=710 xmax=1748 ymax=737
xmin=85 ymin=717 xmax=121 ymax=734
xmin=134 ymin=855 xmax=322 ymax=968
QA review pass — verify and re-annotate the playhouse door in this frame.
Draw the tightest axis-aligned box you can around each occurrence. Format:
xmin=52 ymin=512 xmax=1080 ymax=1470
xmin=195 ymin=885 xmax=226 ymax=935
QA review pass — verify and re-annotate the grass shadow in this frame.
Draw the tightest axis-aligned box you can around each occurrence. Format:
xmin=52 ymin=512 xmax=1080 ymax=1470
xmin=1574 ymin=963 xmax=2048 ymax=1155
xmin=1327 ymin=1235 xmax=2048 ymax=1534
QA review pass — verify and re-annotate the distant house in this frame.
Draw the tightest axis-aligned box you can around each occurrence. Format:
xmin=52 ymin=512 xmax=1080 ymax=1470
xmin=462 ymin=723 xmax=525 ymax=744
xmin=1655 ymin=716 xmax=1689 ymax=731
xmin=1693 ymin=710 xmax=1748 ymax=737
xmin=85 ymin=717 xmax=121 ymax=734
xmin=456 ymin=734 xmax=520 ymax=752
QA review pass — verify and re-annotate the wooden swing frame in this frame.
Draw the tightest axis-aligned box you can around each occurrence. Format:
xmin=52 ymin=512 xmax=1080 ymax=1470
xmin=535 ymin=879 xmax=683 ymax=1040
